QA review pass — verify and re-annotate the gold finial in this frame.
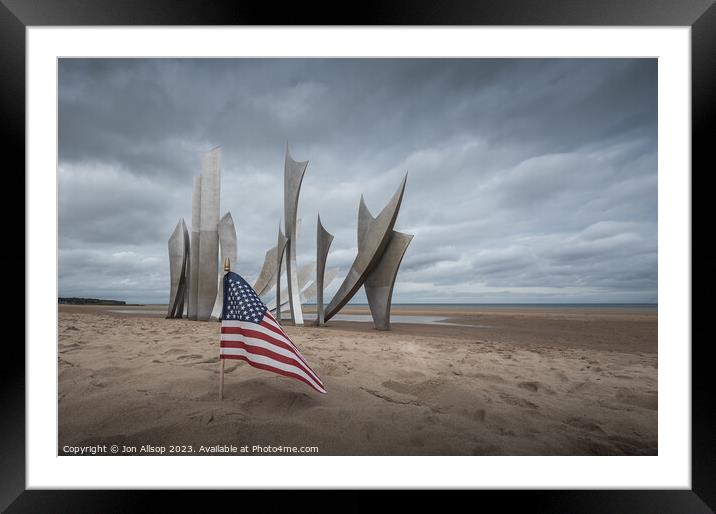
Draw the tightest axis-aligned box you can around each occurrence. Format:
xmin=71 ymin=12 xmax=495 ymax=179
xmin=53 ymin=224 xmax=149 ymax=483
xmin=224 ymin=257 xmax=231 ymax=272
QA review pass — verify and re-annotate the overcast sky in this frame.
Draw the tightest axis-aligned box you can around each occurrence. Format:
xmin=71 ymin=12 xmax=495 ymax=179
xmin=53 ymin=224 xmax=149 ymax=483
xmin=58 ymin=58 xmax=657 ymax=304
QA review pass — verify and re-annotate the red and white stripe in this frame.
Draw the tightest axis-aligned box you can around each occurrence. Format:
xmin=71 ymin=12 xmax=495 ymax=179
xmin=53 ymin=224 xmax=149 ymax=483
xmin=220 ymin=311 xmax=326 ymax=394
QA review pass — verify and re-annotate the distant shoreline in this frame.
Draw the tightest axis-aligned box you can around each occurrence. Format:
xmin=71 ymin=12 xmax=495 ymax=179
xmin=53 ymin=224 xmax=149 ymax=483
xmin=329 ymin=302 xmax=657 ymax=309
xmin=58 ymin=297 xmax=136 ymax=306
xmin=59 ymin=302 xmax=658 ymax=322
xmin=65 ymin=301 xmax=657 ymax=310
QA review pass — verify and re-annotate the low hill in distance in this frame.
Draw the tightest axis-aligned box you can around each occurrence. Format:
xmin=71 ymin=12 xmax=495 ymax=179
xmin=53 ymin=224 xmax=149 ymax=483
xmin=59 ymin=297 xmax=126 ymax=305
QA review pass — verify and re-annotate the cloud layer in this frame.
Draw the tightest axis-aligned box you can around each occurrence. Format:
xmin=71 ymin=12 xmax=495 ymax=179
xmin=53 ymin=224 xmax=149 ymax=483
xmin=58 ymin=58 xmax=657 ymax=304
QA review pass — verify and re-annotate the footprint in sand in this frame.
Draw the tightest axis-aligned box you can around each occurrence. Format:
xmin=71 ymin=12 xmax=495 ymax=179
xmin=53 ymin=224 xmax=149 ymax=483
xmin=397 ymin=369 xmax=426 ymax=381
xmin=552 ymin=370 xmax=569 ymax=382
xmin=188 ymin=412 xmax=215 ymax=425
xmin=565 ymin=417 xmax=604 ymax=433
xmin=176 ymin=353 xmax=204 ymax=360
xmin=567 ymin=380 xmax=605 ymax=394
xmin=473 ymin=373 xmax=506 ymax=383
xmin=615 ymin=390 xmax=657 ymax=410
xmin=240 ymin=390 xmax=315 ymax=417
xmin=460 ymin=408 xmax=486 ymax=422
xmin=361 ymin=387 xmax=419 ymax=406
xmin=59 ymin=342 xmax=81 ymax=353
xmin=608 ymin=434 xmax=656 ymax=454
xmin=517 ymin=381 xmax=554 ymax=395
xmin=59 ymin=354 xmax=78 ymax=367
xmin=383 ymin=378 xmax=444 ymax=397
xmin=93 ymin=366 xmax=131 ymax=379
xmin=323 ymin=362 xmax=350 ymax=377
xmin=498 ymin=392 xmax=539 ymax=410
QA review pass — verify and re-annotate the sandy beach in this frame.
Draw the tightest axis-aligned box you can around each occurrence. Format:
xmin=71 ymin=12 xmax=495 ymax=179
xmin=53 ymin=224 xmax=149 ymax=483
xmin=58 ymin=304 xmax=657 ymax=456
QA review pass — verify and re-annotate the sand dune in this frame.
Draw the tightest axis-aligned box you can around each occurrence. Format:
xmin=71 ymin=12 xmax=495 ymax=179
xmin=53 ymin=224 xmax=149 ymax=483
xmin=58 ymin=305 xmax=657 ymax=455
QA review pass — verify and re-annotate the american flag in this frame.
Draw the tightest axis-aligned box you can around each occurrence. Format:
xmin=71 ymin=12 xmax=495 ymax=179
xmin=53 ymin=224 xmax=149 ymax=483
xmin=219 ymin=271 xmax=326 ymax=394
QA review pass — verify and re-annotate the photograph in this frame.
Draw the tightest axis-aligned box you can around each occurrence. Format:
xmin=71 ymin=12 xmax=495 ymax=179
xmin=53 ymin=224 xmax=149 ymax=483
xmin=5 ymin=0 xmax=709 ymax=506
xmin=57 ymin=57 xmax=659 ymax=457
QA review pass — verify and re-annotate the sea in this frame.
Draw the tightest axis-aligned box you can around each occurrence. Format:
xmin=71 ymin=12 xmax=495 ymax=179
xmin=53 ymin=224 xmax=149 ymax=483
xmin=105 ymin=303 xmax=657 ymax=325
xmin=310 ymin=303 xmax=657 ymax=310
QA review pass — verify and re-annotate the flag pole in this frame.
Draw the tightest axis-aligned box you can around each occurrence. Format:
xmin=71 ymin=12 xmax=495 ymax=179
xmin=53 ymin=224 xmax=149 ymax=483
xmin=219 ymin=257 xmax=230 ymax=401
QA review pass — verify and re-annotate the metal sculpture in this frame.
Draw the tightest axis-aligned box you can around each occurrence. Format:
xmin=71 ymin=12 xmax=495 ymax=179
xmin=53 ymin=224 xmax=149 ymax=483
xmin=324 ymin=174 xmax=408 ymax=323
xmin=253 ymin=218 xmax=301 ymax=297
xmin=210 ymin=212 xmax=237 ymax=320
xmin=316 ymin=214 xmax=334 ymax=326
xmin=170 ymin=145 xmax=412 ymax=330
xmin=269 ymin=266 xmax=339 ymax=314
xmin=364 ymin=231 xmax=413 ymax=330
xmin=266 ymin=262 xmax=315 ymax=311
xmin=195 ymin=147 xmax=221 ymax=320
xmin=188 ymin=176 xmax=201 ymax=319
xmin=300 ymin=266 xmax=339 ymax=305
xmin=275 ymin=224 xmax=289 ymax=322
xmin=283 ymin=146 xmax=308 ymax=325
xmin=180 ymin=219 xmax=190 ymax=317
xmin=253 ymin=245 xmax=278 ymax=296
xmin=167 ymin=218 xmax=190 ymax=318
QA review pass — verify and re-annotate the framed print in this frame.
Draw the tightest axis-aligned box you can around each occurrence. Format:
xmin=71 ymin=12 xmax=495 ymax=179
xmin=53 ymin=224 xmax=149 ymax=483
xmin=4 ymin=0 xmax=712 ymax=510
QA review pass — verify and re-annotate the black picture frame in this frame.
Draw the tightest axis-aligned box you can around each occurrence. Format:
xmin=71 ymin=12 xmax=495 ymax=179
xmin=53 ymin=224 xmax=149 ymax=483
xmin=4 ymin=0 xmax=710 ymax=510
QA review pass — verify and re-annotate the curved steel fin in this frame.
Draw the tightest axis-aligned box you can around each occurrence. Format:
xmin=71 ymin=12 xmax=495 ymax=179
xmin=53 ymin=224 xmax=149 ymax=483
xmin=324 ymin=173 xmax=408 ymax=321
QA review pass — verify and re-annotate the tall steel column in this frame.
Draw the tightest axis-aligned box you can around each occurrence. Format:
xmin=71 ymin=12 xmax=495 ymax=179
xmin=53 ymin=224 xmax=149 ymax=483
xmin=283 ymin=146 xmax=308 ymax=325
xmin=364 ymin=230 xmax=413 ymax=330
xmin=211 ymin=211 xmax=237 ymax=320
xmin=188 ymin=176 xmax=201 ymax=319
xmin=196 ymin=146 xmax=221 ymax=320
xmin=182 ymin=219 xmax=190 ymax=317
xmin=167 ymin=218 xmax=190 ymax=318
xmin=316 ymin=214 xmax=334 ymax=326
xmin=275 ymin=225 xmax=289 ymax=323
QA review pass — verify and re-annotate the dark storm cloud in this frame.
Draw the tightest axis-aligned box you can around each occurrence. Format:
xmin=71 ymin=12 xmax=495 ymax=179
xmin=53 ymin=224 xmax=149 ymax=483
xmin=58 ymin=58 xmax=657 ymax=304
